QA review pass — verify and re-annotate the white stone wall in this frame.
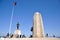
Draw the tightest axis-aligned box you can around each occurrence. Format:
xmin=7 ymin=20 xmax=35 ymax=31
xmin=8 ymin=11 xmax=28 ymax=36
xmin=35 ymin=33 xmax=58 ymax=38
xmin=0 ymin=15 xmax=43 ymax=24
xmin=0 ymin=38 xmax=60 ymax=40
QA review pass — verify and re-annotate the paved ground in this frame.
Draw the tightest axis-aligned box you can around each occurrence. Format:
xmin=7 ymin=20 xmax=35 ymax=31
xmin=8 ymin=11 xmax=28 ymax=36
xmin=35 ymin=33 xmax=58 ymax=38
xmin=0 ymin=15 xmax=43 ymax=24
xmin=0 ymin=38 xmax=60 ymax=40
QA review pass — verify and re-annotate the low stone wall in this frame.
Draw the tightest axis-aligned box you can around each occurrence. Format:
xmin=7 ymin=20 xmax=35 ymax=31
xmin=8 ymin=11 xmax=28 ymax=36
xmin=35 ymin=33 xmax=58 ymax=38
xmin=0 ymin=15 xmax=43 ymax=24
xmin=0 ymin=38 xmax=60 ymax=40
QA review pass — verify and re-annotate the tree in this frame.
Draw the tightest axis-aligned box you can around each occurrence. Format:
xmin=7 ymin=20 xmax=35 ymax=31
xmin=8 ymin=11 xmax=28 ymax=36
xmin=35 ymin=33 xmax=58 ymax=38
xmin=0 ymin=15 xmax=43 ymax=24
xmin=31 ymin=27 xmax=33 ymax=32
xmin=30 ymin=26 xmax=33 ymax=38
xmin=46 ymin=33 xmax=48 ymax=37
xmin=22 ymin=35 xmax=26 ymax=38
xmin=53 ymin=35 xmax=55 ymax=37
xmin=29 ymin=35 xmax=33 ymax=38
xmin=10 ymin=34 xmax=13 ymax=38
xmin=6 ymin=33 xmax=9 ymax=37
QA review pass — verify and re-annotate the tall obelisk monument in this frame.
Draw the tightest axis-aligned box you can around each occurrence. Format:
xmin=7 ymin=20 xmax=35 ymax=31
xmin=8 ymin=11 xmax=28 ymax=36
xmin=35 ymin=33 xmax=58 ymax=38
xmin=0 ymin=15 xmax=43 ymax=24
xmin=33 ymin=12 xmax=45 ymax=38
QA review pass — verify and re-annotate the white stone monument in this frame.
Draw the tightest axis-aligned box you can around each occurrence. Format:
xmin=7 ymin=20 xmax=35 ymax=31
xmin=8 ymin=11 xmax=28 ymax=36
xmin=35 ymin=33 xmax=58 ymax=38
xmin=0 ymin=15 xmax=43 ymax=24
xmin=33 ymin=12 xmax=45 ymax=38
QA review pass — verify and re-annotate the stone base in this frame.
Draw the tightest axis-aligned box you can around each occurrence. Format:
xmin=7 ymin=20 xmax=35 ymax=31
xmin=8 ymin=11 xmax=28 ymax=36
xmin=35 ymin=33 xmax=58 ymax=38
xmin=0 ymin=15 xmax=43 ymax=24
xmin=0 ymin=38 xmax=60 ymax=40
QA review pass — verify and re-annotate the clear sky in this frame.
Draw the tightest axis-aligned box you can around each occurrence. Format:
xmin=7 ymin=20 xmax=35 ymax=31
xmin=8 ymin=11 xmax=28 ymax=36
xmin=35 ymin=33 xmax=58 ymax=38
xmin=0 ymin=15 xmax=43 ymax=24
xmin=0 ymin=0 xmax=60 ymax=37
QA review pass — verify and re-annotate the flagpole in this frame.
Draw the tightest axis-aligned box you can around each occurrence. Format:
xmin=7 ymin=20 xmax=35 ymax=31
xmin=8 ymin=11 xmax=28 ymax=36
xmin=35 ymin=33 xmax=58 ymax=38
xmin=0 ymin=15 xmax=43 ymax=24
xmin=9 ymin=2 xmax=15 ymax=38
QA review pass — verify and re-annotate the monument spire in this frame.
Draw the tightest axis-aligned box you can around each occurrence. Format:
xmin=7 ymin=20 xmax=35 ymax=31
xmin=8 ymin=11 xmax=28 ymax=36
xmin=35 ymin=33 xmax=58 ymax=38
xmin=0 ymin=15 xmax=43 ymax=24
xmin=33 ymin=12 xmax=45 ymax=38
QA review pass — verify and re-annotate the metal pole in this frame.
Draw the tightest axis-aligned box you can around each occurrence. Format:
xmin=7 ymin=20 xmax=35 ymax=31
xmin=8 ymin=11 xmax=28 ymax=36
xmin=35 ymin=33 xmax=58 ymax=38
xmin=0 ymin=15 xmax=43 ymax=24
xmin=9 ymin=4 xmax=14 ymax=38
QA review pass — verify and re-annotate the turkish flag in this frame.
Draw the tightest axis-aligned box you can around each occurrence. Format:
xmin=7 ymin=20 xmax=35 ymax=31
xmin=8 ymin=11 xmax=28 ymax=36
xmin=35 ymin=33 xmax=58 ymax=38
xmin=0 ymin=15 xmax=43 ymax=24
xmin=14 ymin=2 xmax=16 ymax=6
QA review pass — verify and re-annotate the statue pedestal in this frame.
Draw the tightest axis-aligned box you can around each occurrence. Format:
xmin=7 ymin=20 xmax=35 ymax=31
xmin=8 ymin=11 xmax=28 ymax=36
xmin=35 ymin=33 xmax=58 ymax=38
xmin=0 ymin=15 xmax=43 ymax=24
xmin=13 ymin=30 xmax=21 ymax=38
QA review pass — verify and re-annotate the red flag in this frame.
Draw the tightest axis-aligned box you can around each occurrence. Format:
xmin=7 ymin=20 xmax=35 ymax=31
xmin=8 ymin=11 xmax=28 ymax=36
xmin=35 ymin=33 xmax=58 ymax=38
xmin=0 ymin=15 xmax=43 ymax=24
xmin=14 ymin=2 xmax=16 ymax=6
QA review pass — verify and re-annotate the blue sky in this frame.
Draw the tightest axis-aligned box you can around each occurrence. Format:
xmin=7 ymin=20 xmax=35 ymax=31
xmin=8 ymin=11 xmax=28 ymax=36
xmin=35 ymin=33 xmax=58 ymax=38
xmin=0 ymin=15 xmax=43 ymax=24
xmin=0 ymin=0 xmax=60 ymax=37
